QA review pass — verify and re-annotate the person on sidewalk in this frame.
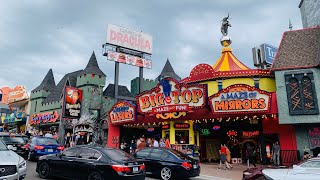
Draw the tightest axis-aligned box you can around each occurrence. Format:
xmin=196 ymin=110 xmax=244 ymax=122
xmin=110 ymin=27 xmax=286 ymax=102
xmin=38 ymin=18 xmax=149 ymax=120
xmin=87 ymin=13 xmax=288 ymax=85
xmin=153 ymin=138 xmax=159 ymax=147
xmin=165 ymin=137 xmax=171 ymax=148
xmin=272 ymin=141 xmax=280 ymax=166
xmin=219 ymin=144 xmax=231 ymax=170
xmin=225 ymin=144 xmax=233 ymax=169
xmin=247 ymin=144 xmax=256 ymax=168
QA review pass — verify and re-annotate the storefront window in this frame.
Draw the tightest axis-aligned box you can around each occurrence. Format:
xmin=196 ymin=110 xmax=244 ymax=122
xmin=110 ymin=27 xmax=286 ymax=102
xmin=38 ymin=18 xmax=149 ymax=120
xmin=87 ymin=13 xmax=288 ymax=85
xmin=164 ymin=131 xmax=170 ymax=138
xmin=175 ymin=130 xmax=189 ymax=144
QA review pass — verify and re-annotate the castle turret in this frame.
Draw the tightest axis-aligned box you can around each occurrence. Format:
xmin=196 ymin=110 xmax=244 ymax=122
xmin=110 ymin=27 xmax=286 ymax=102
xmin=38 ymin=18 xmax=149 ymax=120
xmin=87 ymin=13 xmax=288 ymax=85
xmin=156 ymin=59 xmax=181 ymax=82
xmin=30 ymin=69 xmax=56 ymax=114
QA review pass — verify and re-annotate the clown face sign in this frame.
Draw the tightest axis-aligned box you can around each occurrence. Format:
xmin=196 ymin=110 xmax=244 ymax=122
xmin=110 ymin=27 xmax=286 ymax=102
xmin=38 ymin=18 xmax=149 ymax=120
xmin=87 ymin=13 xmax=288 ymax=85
xmin=137 ymin=78 xmax=207 ymax=114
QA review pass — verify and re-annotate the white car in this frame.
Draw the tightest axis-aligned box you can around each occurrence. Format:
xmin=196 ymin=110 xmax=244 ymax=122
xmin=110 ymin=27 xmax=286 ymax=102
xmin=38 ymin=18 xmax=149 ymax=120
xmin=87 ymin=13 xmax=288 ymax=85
xmin=0 ymin=138 xmax=27 ymax=180
xmin=262 ymin=158 xmax=320 ymax=180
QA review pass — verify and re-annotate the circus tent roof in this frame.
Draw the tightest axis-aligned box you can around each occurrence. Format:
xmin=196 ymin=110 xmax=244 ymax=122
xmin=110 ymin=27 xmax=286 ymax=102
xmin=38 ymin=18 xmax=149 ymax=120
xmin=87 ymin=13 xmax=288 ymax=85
xmin=212 ymin=47 xmax=250 ymax=71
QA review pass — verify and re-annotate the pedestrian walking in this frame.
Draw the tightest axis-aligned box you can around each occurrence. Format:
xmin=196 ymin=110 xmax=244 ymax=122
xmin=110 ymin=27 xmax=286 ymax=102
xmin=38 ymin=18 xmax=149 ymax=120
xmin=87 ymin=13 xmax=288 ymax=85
xmin=272 ymin=141 xmax=280 ymax=166
xmin=130 ymin=139 xmax=137 ymax=153
xmin=247 ymin=144 xmax=256 ymax=168
xmin=225 ymin=144 xmax=233 ymax=169
xmin=165 ymin=137 xmax=170 ymax=148
xmin=219 ymin=144 xmax=231 ymax=170
xmin=137 ymin=138 xmax=146 ymax=150
xmin=153 ymin=138 xmax=159 ymax=147
xmin=160 ymin=138 xmax=166 ymax=147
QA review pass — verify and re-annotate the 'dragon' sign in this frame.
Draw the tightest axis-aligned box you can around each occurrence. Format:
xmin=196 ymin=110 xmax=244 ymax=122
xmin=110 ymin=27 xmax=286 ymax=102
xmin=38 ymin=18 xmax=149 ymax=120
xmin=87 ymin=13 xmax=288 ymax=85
xmin=108 ymin=101 xmax=136 ymax=124
xmin=137 ymin=78 xmax=207 ymax=114
xmin=209 ymin=84 xmax=271 ymax=114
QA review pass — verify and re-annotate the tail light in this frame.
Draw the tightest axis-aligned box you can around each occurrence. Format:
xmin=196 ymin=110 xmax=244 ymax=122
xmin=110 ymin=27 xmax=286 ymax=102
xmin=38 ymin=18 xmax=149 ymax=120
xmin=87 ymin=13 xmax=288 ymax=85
xmin=111 ymin=165 xmax=130 ymax=173
xmin=34 ymin=146 xmax=44 ymax=150
xmin=140 ymin=164 xmax=145 ymax=170
xmin=57 ymin=146 xmax=64 ymax=151
xmin=182 ymin=162 xmax=192 ymax=170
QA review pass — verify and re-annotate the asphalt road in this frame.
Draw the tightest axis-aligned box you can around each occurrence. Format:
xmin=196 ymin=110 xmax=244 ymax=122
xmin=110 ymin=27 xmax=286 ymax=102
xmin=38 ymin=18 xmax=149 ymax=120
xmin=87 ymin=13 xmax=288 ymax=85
xmin=26 ymin=161 xmax=226 ymax=180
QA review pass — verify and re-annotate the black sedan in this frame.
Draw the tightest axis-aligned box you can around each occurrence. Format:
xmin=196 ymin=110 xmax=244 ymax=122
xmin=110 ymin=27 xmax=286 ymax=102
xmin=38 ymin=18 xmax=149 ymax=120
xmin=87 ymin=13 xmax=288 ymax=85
xmin=36 ymin=145 xmax=146 ymax=180
xmin=0 ymin=133 xmax=28 ymax=158
xmin=133 ymin=147 xmax=200 ymax=180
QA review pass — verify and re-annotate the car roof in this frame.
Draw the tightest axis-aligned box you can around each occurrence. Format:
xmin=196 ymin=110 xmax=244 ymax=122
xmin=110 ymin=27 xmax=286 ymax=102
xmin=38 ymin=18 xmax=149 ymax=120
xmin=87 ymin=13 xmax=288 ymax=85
xmin=0 ymin=133 xmax=22 ymax=137
xmin=309 ymin=157 xmax=320 ymax=161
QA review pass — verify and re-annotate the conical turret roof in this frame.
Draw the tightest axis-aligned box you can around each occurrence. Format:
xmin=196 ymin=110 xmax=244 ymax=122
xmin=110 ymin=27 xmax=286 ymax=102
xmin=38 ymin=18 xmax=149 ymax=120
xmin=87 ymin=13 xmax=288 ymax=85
xmin=32 ymin=69 xmax=56 ymax=92
xmin=82 ymin=51 xmax=106 ymax=77
xmin=212 ymin=47 xmax=250 ymax=72
xmin=156 ymin=59 xmax=181 ymax=81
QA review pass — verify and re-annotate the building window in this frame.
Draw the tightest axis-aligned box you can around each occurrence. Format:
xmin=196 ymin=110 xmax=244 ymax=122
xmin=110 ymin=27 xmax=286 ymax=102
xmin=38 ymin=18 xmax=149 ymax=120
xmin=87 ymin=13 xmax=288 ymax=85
xmin=285 ymin=71 xmax=318 ymax=115
xmin=34 ymin=100 xmax=37 ymax=112
xmin=217 ymin=79 xmax=223 ymax=90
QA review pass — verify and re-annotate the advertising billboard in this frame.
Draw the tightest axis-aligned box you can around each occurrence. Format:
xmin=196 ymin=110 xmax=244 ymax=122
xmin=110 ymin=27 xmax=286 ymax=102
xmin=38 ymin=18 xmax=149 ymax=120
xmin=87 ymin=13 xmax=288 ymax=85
xmin=107 ymin=51 xmax=152 ymax=69
xmin=108 ymin=101 xmax=136 ymax=124
xmin=261 ymin=43 xmax=277 ymax=64
xmin=30 ymin=111 xmax=59 ymax=125
xmin=6 ymin=86 xmax=29 ymax=104
xmin=137 ymin=77 xmax=207 ymax=114
xmin=63 ymin=87 xmax=83 ymax=118
xmin=107 ymin=24 xmax=153 ymax=54
xmin=209 ymin=84 xmax=271 ymax=114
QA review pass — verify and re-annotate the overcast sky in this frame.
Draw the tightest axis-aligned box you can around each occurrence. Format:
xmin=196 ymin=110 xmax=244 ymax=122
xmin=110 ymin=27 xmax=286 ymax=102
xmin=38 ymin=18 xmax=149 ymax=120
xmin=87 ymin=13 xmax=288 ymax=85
xmin=0 ymin=0 xmax=302 ymax=93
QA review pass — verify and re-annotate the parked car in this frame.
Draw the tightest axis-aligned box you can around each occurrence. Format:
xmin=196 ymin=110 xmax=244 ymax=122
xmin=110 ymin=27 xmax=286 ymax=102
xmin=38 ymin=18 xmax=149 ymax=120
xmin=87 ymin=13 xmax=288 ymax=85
xmin=36 ymin=145 xmax=146 ymax=180
xmin=133 ymin=147 xmax=200 ymax=180
xmin=0 ymin=133 xmax=28 ymax=158
xmin=0 ymin=138 xmax=27 ymax=179
xmin=27 ymin=136 xmax=64 ymax=161
xmin=243 ymin=158 xmax=320 ymax=180
xmin=22 ymin=135 xmax=29 ymax=144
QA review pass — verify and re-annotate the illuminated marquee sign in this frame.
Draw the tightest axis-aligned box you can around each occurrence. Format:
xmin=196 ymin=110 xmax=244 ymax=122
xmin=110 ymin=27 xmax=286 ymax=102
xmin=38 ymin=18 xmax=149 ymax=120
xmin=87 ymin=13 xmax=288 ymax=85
xmin=30 ymin=111 xmax=59 ymax=125
xmin=108 ymin=101 xmax=136 ymax=124
xmin=241 ymin=131 xmax=260 ymax=138
xmin=137 ymin=77 xmax=207 ymax=114
xmin=161 ymin=124 xmax=170 ymax=129
xmin=209 ymin=84 xmax=271 ymax=114
xmin=174 ymin=123 xmax=190 ymax=129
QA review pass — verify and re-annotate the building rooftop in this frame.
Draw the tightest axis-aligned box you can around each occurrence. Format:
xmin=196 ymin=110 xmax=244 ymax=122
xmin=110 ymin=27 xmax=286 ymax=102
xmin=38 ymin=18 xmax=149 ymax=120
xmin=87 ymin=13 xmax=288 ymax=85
xmin=32 ymin=69 xmax=56 ymax=92
xmin=103 ymin=84 xmax=134 ymax=98
xmin=81 ymin=51 xmax=106 ymax=77
xmin=272 ymin=27 xmax=320 ymax=70
xmin=43 ymin=70 xmax=83 ymax=103
xmin=156 ymin=59 xmax=181 ymax=81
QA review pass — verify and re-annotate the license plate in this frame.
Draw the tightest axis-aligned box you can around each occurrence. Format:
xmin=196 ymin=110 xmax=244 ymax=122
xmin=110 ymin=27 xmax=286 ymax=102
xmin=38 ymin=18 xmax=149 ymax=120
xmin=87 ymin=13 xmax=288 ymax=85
xmin=133 ymin=167 xmax=139 ymax=172
xmin=193 ymin=164 xmax=197 ymax=169
xmin=12 ymin=147 xmax=17 ymax=151
xmin=47 ymin=149 xmax=53 ymax=152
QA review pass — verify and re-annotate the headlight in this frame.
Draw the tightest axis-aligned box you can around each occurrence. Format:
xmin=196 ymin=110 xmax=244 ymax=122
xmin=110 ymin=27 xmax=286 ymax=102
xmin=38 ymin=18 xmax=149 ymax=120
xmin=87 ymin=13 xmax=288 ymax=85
xmin=18 ymin=158 xmax=27 ymax=168
xmin=243 ymin=172 xmax=252 ymax=176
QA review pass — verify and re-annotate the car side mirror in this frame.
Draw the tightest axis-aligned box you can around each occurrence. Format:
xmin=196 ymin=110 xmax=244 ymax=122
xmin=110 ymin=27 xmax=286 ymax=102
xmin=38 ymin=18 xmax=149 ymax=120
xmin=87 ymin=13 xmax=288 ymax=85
xmin=59 ymin=153 xmax=66 ymax=158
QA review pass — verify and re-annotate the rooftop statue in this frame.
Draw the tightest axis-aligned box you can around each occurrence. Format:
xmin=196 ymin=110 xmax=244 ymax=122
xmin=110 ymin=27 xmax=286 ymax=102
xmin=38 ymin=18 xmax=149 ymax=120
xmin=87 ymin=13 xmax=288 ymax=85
xmin=221 ymin=13 xmax=231 ymax=36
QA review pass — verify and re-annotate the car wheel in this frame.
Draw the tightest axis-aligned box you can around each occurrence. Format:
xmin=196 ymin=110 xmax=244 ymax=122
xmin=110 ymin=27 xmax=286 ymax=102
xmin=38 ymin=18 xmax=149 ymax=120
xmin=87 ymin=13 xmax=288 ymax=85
xmin=28 ymin=151 xmax=35 ymax=161
xmin=88 ymin=171 xmax=103 ymax=180
xmin=160 ymin=167 xmax=172 ymax=180
xmin=38 ymin=162 xmax=51 ymax=179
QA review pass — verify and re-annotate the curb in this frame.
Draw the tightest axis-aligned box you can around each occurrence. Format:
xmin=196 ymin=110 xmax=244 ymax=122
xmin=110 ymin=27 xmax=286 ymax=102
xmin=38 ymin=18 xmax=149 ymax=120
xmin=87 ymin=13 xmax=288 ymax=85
xmin=199 ymin=174 xmax=233 ymax=180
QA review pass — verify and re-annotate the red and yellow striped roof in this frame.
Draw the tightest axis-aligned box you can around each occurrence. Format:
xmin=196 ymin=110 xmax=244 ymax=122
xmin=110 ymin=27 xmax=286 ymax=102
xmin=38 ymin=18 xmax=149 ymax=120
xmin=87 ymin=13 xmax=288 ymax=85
xmin=212 ymin=47 xmax=250 ymax=71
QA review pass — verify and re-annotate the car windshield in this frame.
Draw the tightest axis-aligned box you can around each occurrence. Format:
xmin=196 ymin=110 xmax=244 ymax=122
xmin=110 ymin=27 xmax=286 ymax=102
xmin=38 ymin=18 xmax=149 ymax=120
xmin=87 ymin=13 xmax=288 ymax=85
xmin=0 ymin=140 xmax=8 ymax=150
xmin=36 ymin=138 xmax=59 ymax=145
xmin=102 ymin=149 xmax=135 ymax=162
xmin=1 ymin=136 xmax=25 ymax=144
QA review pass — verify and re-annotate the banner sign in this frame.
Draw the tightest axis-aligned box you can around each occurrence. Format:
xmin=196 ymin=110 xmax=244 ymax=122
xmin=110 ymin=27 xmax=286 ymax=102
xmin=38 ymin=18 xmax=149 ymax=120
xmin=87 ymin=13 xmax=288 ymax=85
xmin=107 ymin=51 xmax=152 ymax=69
xmin=174 ymin=123 xmax=190 ymax=129
xmin=3 ymin=108 xmax=27 ymax=124
xmin=209 ymin=84 xmax=271 ymax=114
xmin=29 ymin=111 xmax=59 ymax=125
xmin=309 ymin=127 xmax=320 ymax=149
xmin=63 ymin=87 xmax=83 ymax=118
xmin=261 ymin=43 xmax=277 ymax=64
xmin=241 ymin=130 xmax=260 ymax=138
xmin=107 ymin=24 xmax=153 ymax=54
xmin=108 ymin=101 xmax=136 ymax=124
xmin=7 ymin=86 xmax=29 ymax=104
xmin=137 ymin=77 xmax=207 ymax=114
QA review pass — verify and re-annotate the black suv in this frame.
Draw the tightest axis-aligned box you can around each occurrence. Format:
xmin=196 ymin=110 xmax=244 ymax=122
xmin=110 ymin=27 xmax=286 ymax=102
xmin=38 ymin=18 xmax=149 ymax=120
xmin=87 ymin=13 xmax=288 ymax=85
xmin=0 ymin=133 xmax=28 ymax=158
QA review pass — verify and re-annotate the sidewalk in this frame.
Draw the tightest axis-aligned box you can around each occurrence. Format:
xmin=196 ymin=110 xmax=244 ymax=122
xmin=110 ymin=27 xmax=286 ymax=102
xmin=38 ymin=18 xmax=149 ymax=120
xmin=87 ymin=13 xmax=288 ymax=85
xmin=199 ymin=163 xmax=249 ymax=180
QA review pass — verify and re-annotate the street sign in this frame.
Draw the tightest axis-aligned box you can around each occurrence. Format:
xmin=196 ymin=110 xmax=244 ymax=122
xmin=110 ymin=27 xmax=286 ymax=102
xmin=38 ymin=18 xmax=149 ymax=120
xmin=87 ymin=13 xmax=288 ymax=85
xmin=261 ymin=43 xmax=277 ymax=64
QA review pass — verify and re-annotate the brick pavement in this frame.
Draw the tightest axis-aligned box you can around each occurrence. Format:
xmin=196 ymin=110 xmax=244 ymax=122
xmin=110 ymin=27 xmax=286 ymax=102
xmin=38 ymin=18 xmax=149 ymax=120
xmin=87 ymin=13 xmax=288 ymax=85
xmin=199 ymin=163 xmax=251 ymax=180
